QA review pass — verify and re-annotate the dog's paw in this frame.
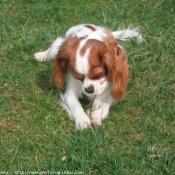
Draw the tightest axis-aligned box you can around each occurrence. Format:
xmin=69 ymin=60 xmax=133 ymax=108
xmin=75 ymin=115 xmax=91 ymax=130
xmin=90 ymin=111 xmax=103 ymax=126
xmin=90 ymin=116 xmax=102 ymax=126
xmin=34 ymin=51 xmax=47 ymax=61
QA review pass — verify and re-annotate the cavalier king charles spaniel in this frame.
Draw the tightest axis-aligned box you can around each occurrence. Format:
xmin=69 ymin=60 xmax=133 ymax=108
xmin=34 ymin=24 xmax=143 ymax=129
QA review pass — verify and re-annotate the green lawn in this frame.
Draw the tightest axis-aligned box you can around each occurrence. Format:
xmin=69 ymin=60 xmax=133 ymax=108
xmin=0 ymin=0 xmax=175 ymax=174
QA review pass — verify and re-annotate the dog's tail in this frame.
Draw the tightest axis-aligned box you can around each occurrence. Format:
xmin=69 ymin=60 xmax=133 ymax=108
xmin=112 ymin=26 xmax=145 ymax=43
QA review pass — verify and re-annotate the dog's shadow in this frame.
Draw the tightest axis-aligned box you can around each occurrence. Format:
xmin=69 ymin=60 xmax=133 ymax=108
xmin=36 ymin=65 xmax=58 ymax=94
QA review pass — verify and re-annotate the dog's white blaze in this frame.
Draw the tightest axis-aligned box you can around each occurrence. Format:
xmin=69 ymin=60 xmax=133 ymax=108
xmin=75 ymin=40 xmax=90 ymax=75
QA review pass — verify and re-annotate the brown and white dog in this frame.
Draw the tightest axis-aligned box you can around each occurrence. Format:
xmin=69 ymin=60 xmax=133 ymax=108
xmin=34 ymin=24 xmax=143 ymax=129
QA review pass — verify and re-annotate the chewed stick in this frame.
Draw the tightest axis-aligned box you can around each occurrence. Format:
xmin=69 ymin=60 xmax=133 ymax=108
xmin=89 ymin=94 xmax=98 ymax=118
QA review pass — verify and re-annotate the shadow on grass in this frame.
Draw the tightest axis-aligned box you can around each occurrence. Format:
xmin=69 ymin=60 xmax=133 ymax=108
xmin=36 ymin=66 xmax=58 ymax=94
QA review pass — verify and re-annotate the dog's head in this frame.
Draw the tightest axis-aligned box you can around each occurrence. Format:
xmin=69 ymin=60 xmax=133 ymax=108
xmin=51 ymin=30 xmax=130 ymax=101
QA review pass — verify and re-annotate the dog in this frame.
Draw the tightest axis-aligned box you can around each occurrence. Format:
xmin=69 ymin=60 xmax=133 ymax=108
xmin=34 ymin=24 xmax=144 ymax=129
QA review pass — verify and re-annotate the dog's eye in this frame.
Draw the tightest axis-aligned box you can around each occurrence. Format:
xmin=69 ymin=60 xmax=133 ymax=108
xmin=72 ymin=71 xmax=85 ymax=82
xmin=91 ymin=73 xmax=104 ymax=80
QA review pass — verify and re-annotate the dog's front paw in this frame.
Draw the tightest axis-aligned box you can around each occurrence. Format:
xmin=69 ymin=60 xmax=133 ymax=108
xmin=90 ymin=111 xmax=102 ymax=126
xmin=75 ymin=115 xmax=91 ymax=130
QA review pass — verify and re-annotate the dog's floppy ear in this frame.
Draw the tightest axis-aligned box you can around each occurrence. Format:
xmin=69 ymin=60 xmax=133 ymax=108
xmin=103 ymin=34 xmax=130 ymax=101
xmin=51 ymin=36 xmax=80 ymax=88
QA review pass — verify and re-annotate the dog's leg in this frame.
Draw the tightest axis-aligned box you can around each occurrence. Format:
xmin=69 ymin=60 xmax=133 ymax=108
xmin=89 ymin=95 xmax=113 ymax=126
xmin=63 ymin=91 xmax=91 ymax=129
xmin=34 ymin=36 xmax=65 ymax=61
xmin=61 ymin=75 xmax=91 ymax=129
xmin=34 ymin=48 xmax=50 ymax=61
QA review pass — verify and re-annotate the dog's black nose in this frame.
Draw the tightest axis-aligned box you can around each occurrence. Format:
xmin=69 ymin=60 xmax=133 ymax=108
xmin=85 ymin=85 xmax=94 ymax=94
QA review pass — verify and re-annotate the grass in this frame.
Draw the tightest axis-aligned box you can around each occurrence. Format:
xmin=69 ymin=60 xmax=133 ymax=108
xmin=0 ymin=0 xmax=175 ymax=174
